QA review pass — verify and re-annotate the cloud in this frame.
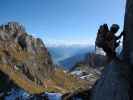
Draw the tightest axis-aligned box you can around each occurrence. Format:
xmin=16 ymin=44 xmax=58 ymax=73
xmin=42 ymin=38 xmax=95 ymax=47
xmin=29 ymin=31 xmax=96 ymax=46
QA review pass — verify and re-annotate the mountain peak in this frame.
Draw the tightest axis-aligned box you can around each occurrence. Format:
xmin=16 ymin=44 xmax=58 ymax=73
xmin=0 ymin=21 xmax=25 ymax=33
xmin=0 ymin=21 xmax=53 ymax=89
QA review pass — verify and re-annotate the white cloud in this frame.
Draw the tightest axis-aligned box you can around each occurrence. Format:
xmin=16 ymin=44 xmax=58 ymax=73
xmin=29 ymin=32 xmax=95 ymax=46
xmin=42 ymin=38 xmax=95 ymax=47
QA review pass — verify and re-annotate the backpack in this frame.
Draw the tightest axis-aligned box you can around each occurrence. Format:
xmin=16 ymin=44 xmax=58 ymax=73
xmin=95 ymin=24 xmax=109 ymax=48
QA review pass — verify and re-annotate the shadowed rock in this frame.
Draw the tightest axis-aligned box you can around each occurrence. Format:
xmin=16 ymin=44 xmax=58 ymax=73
xmin=91 ymin=59 xmax=131 ymax=100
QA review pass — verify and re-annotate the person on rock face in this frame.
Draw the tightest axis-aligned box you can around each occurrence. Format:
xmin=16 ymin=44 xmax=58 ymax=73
xmin=105 ymin=24 xmax=124 ymax=58
xmin=95 ymin=24 xmax=124 ymax=60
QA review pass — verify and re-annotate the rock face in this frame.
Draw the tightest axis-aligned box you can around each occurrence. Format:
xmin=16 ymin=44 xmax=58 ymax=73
xmin=91 ymin=59 xmax=131 ymax=100
xmin=91 ymin=0 xmax=133 ymax=100
xmin=0 ymin=22 xmax=53 ymax=85
xmin=123 ymin=0 xmax=133 ymax=64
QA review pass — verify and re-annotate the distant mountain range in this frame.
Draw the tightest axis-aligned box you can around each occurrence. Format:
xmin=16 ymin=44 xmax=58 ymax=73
xmin=59 ymin=53 xmax=87 ymax=70
xmin=48 ymin=45 xmax=95 ymax=69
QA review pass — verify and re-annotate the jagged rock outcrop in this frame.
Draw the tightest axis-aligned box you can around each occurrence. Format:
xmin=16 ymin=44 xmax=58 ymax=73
xmin=0 ymin=22 xmax=53 ymax=85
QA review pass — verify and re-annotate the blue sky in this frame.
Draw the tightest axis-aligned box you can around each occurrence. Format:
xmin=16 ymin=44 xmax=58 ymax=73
xmin=0 ymin=0 xmax=126 ymax=46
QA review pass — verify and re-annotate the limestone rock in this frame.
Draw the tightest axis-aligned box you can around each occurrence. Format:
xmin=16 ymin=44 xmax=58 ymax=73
xmin=0 ymin=22 xmax=53 ymax=85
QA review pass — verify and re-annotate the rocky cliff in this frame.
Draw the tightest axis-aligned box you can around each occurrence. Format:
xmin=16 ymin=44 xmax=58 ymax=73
xmin=0 ymin=22 xmax=53 ymax=85
xmin=0 ymin=22 xmax=89 ymax=96
xmin=91 ymin=0 xmax=133 ymax=100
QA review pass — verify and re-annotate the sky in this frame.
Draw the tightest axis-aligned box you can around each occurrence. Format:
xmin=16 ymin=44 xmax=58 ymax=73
xmin=0 ymin=0 xmax=126 ymax=46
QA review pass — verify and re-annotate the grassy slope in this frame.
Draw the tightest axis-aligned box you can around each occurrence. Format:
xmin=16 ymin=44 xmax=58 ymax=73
xmin=0 ymin=42 xmax=89 ymax=94
xmin=0 ymin=64 xmax=45 ymax=94
xmin=0 ymin=64 xmax=89 ymax=94
xmin=44 ymin=69 xmax=89 ymax=94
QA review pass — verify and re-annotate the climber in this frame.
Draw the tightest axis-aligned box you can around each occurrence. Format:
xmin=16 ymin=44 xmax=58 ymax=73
xmin=105 ymin=24 xmax=124 ymax=58
xmin=95 ymin=24 xmax=124 ymax=59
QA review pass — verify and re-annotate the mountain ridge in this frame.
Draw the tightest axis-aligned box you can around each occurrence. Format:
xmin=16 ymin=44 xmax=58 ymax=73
xmin=0 ymin=22 xmax=90 ymax=96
